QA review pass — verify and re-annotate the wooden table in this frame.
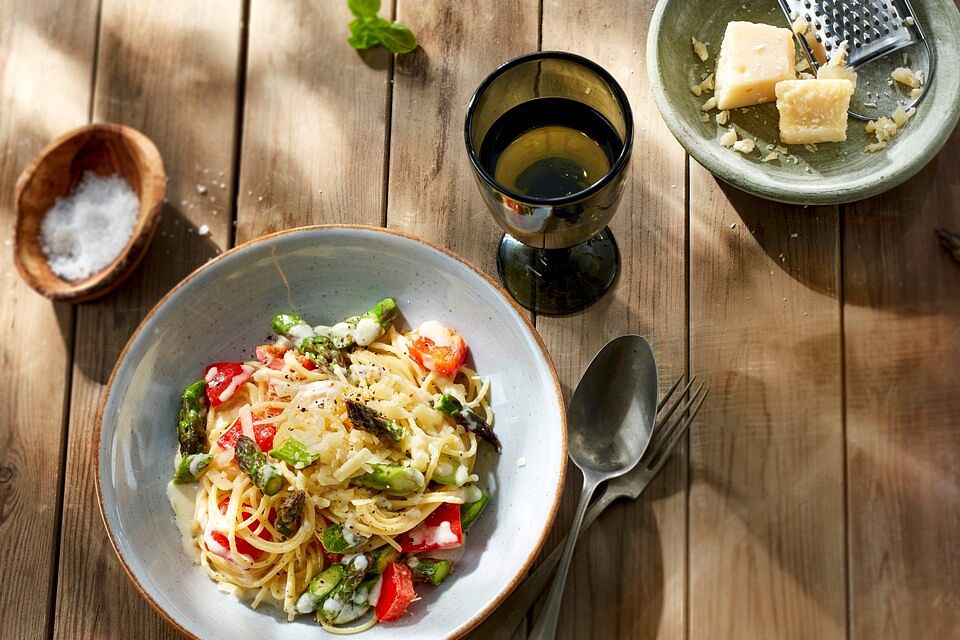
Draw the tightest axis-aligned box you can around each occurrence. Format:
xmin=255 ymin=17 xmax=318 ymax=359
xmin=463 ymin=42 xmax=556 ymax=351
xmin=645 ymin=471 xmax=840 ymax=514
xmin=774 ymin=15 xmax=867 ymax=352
xmin=2 ymin=1 xmax=957 ymax=638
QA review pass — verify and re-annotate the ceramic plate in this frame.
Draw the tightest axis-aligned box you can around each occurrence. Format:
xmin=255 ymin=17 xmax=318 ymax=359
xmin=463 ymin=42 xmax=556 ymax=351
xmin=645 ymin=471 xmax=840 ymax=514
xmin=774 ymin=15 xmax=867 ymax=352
xmin=96 ymin=225 xmax=566 ymax=640
xmin=647 ymin=0 xmax=960 ymax=204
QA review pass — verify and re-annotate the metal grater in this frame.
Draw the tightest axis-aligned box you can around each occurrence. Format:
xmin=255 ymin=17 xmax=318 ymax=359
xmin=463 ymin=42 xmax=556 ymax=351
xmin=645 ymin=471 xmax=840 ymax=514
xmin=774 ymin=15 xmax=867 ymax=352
xmin=776 ymin=0 xmax=935 ymax=120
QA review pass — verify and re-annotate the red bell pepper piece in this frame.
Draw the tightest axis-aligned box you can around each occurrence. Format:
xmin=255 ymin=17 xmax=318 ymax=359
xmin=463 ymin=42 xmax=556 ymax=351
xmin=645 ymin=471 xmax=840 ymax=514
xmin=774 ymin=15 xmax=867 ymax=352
xmin=206 ymin=498 xmax=274 ymax=561
xmin=204 ymin=362 xmax=254 ymax=406
xmin=397 ymin=502 xmax=463 ymax=553
xmin=216 ymin=407 xmax=282 ymax=455
xmin=375 ymin=562 xmax=417 ymax=622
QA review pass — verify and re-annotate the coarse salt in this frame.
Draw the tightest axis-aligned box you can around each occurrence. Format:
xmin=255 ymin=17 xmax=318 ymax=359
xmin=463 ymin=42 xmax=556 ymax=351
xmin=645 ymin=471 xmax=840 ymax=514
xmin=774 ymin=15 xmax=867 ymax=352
xmin=38 ymin=171 xmax=139 ymax=281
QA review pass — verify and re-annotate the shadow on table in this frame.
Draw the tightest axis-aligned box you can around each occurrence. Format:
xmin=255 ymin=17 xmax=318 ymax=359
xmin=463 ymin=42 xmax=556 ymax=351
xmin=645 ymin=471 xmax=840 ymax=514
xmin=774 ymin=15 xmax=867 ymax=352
xmin=717 ymin=132 xmax=960 ymax=318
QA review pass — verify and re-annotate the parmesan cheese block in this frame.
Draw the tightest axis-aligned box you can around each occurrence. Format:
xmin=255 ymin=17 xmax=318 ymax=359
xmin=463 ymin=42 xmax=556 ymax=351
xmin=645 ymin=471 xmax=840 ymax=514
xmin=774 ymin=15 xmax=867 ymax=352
xmin=775 ymin=79 xmax=854 ymax=144
xmin=715 ymin=21 xmax=796 ymax=110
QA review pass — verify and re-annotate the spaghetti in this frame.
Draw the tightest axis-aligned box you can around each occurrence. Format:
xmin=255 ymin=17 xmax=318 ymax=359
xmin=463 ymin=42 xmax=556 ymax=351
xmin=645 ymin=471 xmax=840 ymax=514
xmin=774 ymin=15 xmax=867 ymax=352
xmin=169 ymin=299 xmax=497 ymax=631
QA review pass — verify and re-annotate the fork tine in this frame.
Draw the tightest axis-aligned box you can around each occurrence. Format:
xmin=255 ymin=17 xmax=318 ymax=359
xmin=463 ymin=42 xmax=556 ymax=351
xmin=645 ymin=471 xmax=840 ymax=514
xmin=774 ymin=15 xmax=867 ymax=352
xmin=650 ymin=381 xmax=704 ymax=449
xmin=649 ymin=386 xmax=708 ymax=473
xmin=656 ymin=374 xmax=685 ymax=413
xmin=654 ymin=375 xmax=697 ymax=432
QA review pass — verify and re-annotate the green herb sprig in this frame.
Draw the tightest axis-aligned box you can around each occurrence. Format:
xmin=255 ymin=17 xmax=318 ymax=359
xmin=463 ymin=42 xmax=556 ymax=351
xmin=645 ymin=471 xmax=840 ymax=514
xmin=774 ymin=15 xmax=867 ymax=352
xmin=348 ymin=0 xmax=417 ymax=54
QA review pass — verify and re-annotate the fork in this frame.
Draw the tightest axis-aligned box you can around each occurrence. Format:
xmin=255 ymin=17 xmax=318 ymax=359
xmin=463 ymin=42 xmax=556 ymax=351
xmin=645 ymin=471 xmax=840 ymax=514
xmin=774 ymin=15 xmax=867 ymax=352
xmin=469 ymin=375 xmax=708 ymax=640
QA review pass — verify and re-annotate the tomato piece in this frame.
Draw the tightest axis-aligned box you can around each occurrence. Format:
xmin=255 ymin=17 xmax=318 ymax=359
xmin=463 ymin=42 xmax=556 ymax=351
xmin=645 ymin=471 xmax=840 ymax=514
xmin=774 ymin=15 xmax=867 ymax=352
xmin=206 ymin=498 xmax=275 ymax=561
xmin=408 ymin=323 xmax=468 ymax=378
xmin=375 ymin=562 xmax=417 ymax=622
xmin=205 ymin=362 xmax=254 ymax=406
xmin=397 ymin=502 xmax=463 ymax=553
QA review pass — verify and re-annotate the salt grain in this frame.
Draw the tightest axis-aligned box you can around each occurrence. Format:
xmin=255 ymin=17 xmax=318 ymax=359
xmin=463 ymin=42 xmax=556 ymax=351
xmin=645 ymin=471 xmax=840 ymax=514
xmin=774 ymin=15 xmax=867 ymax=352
xmin=198 ymin=224 xmax=210 ymax=236
xmin=38 ymin=171 xmax=139 ymax=281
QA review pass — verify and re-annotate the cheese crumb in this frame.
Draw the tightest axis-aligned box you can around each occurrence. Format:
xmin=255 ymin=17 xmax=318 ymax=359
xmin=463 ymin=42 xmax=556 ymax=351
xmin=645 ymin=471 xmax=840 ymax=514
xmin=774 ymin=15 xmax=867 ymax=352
xmin=690 ymin=73 xmax=714 ymax=97
xmin=798 ymin=72 xmax=816 ymax=80
xmin=904 ymin=16 xmax=915 ymax=26
xmin=817 ymin=41 xmax=858 ymax=89
xmin=516 ymin=457 xmax=527 ymax=468
xmin=795 ymin=58 xmax=810 ymax=72
xmin=891 ymin=67 xmax=921 ymax=89
xmin=38 ymin=171 xmax=139 ymax=281
xmin=791 ymin=16 xmax=809 ymax=35
xmin=716 ymin=110 xmax=730 ymax=125
xmin=700 ymin=112 xmax=711 ymax=122
xmin=761 ymin=151 xmax=780 ymax=162
xmin=701 ymin=96 xmax=718 ymax=111
xmin=865 ymin=105 xmax=914 ymax=151
xmin=692 ymin=38 xmax=709 ymax=61
xmin=720 ymin=128 xmax=738 ymax=147
xmin=732 ymin=138 xmax=755 ymax=154
xmin=198 ymin=224 xmax=210 ymax=237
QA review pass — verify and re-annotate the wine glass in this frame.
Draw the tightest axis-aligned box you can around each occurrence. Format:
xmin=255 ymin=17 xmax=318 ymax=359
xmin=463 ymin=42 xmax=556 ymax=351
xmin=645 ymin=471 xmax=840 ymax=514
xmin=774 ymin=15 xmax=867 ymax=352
xmin=465 ymin=51 xmax=634 ymax=315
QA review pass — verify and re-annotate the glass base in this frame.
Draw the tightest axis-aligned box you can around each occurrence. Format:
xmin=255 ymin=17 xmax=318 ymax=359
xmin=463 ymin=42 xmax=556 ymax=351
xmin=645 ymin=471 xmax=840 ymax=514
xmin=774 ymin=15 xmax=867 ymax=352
xmin=496 ymin=227 xmax=619 ymax=315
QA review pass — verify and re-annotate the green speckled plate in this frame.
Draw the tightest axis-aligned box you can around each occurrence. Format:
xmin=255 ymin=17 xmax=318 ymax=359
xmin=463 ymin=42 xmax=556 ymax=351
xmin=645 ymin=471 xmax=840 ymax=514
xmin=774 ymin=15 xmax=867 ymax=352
xmin=647 ymin=0 xmax=960 ymax=204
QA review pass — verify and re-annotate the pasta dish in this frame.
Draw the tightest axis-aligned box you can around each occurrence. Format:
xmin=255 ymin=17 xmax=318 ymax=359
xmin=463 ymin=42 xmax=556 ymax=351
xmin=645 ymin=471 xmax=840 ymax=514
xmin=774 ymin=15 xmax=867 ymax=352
xmin=168 ymin=298 xmax=499 ymax=632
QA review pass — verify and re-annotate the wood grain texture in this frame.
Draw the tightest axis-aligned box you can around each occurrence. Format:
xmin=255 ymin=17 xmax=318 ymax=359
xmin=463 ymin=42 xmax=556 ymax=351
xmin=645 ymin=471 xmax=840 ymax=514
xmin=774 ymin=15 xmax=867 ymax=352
xmin=236 ymin=0 xmax=391 ymax=241
xmin=0 ymin=2 xmax=98 ymax=639
xmin=688 ymin=173 xmax=846 ymax=639
xmin=385 ymin=0 xmax=538 ymax=273
xmin=52 ymin=2 xmax=242 ymax=638
xmin=843 ymin=131 xmax=960 ymax=639
xmin=536 ymin=1 xmax=688 ymax=638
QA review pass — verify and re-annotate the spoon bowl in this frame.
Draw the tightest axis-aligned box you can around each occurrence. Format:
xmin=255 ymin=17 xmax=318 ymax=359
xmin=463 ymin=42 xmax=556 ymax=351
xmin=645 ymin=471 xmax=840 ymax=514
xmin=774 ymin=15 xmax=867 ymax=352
xmin=13 ymin=123 xmax=166 ymax=303
xmin=568 ymin=334 xmax=658 ymax=474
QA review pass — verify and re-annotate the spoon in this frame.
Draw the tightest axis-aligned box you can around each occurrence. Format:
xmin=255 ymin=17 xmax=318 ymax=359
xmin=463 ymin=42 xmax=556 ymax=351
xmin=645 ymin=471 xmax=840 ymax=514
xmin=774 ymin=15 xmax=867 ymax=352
xmin=528 ymin=335 xmax=658 ymax=640
xmin=13 ymin=123 xmax=166 ymax=303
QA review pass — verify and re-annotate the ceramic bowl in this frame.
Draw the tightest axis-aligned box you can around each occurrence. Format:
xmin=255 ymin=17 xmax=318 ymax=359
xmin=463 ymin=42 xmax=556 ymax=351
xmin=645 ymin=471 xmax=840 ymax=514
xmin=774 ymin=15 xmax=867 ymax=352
xmin=647 ymin=0 xmax=960 ymax=204
xmin=96 ymin=225 xmax=566 ymax=640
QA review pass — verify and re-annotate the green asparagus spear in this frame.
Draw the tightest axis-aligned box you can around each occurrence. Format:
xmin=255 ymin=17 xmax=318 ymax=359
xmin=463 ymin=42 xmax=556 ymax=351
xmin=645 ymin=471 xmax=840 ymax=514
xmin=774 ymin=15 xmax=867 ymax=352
xmin=299 ymin=335 xmax=346 ymax=368
xmin=177 ymin=380 xmax=209 ymax=455
xmin=331 ymin=576 xmax=378 ymax=624
xmin=321 ymin=524 xmax=367 ymax=553
xmin=345 ymin=400 xmax=405 ymax=442
xmin=295 ymin=564 xmax=346 ymax=614
xmin=173 ymin=453 xmax=213 ymax=484
xmin=271 ymin=312 xmax=308 ymax=336
xmin=317 ymin=554 xmax=371 ymax=622
xmin=345 ymin=297 xmax=398 ymax=347
xmin=269 ymin=438 xmax=320 ymax=469
xmin=275 ymin=490 xmax=305 ymax=538
xmin=352 ymin=463 xmax=425 ymax=495
xmin=369 ymin=545 xmax=400 ymax=574
xmin=235 ymin=435 xmax=284 ymax=496
xmin=434 ymin=394 xmax=502 ymax=453
xmin=431 ymin=453 xmax=468 ymax=486
xmin=408 ymin=557 xmax=452 ymax=586
xmin=460 ymin=485 xmax=489 ymax=530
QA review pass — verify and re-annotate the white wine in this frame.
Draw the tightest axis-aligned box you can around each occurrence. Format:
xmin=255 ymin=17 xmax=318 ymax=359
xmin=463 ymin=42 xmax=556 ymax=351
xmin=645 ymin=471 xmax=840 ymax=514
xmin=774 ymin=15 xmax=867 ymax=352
xmin=478 ymin=97 xmax=623 ymax=200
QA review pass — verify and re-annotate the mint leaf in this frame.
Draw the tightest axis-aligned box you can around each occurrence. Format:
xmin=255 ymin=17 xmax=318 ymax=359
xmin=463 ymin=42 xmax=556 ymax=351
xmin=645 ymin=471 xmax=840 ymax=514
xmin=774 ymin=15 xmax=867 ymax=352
xmin=348 ymin=0 xmax=380 ymax=18
xmin=348 ymin=17 xmax=381 ymax=50
xmin=372 ymin=19 xmax=417 ymax=54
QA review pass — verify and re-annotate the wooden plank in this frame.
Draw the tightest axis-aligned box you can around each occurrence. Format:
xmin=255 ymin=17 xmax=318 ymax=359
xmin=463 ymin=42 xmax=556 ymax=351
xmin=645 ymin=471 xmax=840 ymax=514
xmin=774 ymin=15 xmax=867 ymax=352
xmin=0 ymin=2 xmax=98 ymax=639
xmin=844 ymin=134 xmax=960 ymax=639
xmin=52 ymin=2 xmax=242 ymax=638
xmin=236 ymin=0 xmax=390 ymax=240
xmin=535 ymin=1 xmax=688 ymax=638
xmin=385 ymin=0 xmax=539 ymax=272
xmin=687 ymin=175 xmax=846 ymax=638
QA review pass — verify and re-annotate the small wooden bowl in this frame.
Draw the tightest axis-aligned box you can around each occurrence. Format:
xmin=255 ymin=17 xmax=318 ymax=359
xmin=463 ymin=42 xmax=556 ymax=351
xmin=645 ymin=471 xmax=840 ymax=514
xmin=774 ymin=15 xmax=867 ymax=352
xmin=13 ymin=123 xmax=166 ymax=303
